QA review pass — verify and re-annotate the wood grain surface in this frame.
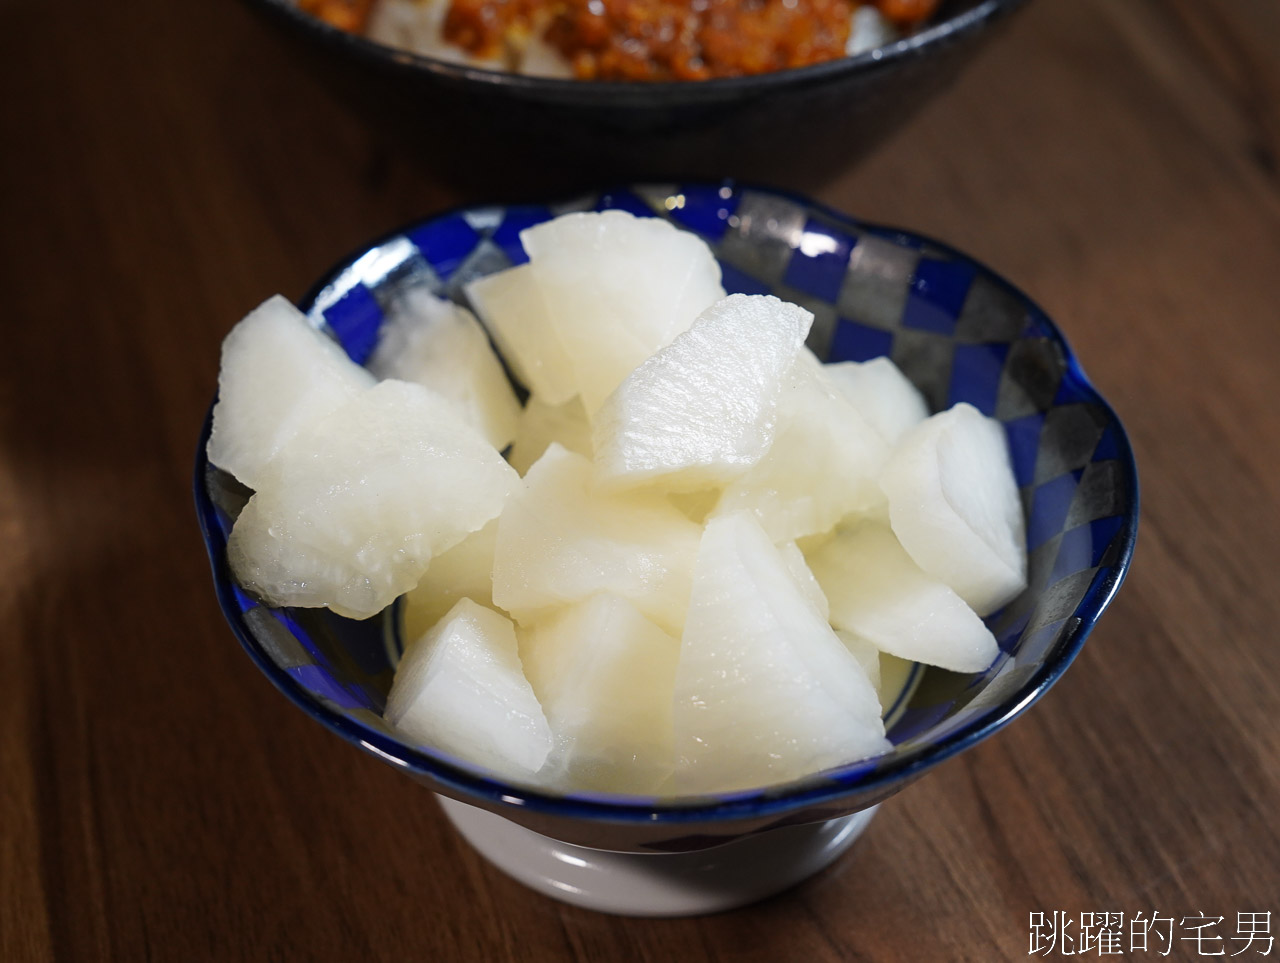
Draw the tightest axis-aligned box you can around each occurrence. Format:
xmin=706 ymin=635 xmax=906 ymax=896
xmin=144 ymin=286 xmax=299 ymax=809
xmin=3 ymin=0 xmax=1279 ymax=959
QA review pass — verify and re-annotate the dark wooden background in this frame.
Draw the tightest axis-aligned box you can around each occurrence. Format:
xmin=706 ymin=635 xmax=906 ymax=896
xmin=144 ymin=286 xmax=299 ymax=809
xmin=3 ymin=0 xmax=1278 ymax=959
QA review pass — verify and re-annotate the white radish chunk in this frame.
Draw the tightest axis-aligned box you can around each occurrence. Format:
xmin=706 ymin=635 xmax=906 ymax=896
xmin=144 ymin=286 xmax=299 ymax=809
xmin=672 ymin=512 xmax=888 ymax=795
xmin=835 ymin=629 xmax=883 ymax=695
xmin=207 ymin=295 xmax=375 ymax=490
xmin=366 ymin=286 xmax=520 ymax=451
xmin=666 ymin=489 xmax=721 ymax=524
xmin=521 ymin=593 xmax=680 ymax=794
xmin=491 ymin=444 xmax=700 ymax=634
xmin=880 ymin=403 xmax=1027 ymax=616
xmin=713 ymin=355 xmax=890 ymax=541
xmin=228 ymin=380 xmax=517 ymax=620
xmin=779 ymin=540 xmax=830 ymax=620
xmin=824 ymin=357 xmax=930 ymax=445
xmin=521 ymin=211 xmax=725 ymax=413
xmin=466 ymin=264 xmax=578 ymax=405
xmin=809 ymin=523 xmax=999 ymax=674
xmin=401 ymin=519 xmax=500 ymax=643
xmin=593 ymin=294 xmax=813 ymax=493
xmin=386 ymin=599 xmax=552 ymax=778
xmin=506 ymin=395 xmax=593 ymax=475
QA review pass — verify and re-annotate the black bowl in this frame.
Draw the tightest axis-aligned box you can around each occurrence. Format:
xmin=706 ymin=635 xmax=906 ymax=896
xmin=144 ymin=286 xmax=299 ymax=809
xmin=239 ymin=0 xmax=1032 ymax=190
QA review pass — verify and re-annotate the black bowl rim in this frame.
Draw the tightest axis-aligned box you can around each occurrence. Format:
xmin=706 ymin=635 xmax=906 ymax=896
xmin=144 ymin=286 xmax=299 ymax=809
xmin=240 ymin=0 xmax=1033 ymax=102
xmin=195 ymin=180 xmax=1139 ymax=826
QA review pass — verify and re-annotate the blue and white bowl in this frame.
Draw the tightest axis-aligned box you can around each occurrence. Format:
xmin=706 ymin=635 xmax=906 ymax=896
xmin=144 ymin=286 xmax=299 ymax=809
xmin=196 ymin=182 xmax=1137 ymax=907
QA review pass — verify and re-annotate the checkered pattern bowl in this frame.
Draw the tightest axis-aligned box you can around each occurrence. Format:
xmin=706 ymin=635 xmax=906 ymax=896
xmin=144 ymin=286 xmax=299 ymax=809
xmin=195 ymin=182 xmax=1137 ymax=852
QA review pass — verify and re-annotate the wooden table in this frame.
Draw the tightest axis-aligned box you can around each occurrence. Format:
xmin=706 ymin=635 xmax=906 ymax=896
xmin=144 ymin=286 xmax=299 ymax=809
xmin=4 ymin=0 xmax=1278 ymax=959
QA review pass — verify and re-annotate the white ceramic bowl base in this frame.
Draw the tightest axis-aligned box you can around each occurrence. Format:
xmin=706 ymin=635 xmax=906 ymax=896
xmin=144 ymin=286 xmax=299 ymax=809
xmin=436 ymin=795 xmax=879 ymax=916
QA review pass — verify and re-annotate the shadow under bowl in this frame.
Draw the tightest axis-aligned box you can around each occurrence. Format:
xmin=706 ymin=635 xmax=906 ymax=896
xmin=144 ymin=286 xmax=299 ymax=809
xmin=195 ymin=180 xmax=1137 ymax=859
xmin=237 ymin=0 xmax=1033 ymax=191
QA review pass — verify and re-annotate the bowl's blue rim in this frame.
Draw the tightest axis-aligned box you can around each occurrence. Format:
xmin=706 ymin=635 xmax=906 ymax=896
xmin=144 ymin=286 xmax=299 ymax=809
xmin=242 ymin=0 xmax=1033 ymax=98
xmin=194 ymin=180 xmax=1139 ymax=825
